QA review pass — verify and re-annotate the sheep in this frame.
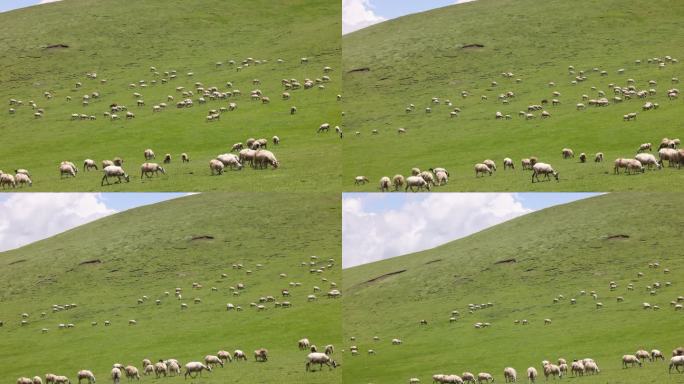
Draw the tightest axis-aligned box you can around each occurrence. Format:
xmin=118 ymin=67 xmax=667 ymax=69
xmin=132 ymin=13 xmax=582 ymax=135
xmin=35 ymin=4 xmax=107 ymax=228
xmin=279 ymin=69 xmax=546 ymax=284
xmin=15 ymin=173 xmax=32 ymax=187
xmin=305 ymin=352 xmax=337 ymax=371
xmin=209 ymin=159 xmax=225 ymax=175
xmin=652 ymin=349 xmax=664 ymax=361
xmin=526 ymin=367 xmax=537 ymax=382
xmin=254 ymin=348 xmax=268 ymax=362
xmin=595 ymin=152 xmax=604 ymax=162
xmin=392 ymin=175 xmax=405 ymax=191
xmin=143 ymin=149 xmax=155 ymax=160
xmin=561 ymin=148 xmax=574 ymax=159
xmin=614 ymin=158 xmax=644 ymax=174
xmin=140 ymin=163 xmax=165 ymax=179
xmin=543 ymin=362 xmax=562 ymax=379
xmin=379 ymin=176 xmax=391 ymax=192
xmin=124 ymin=366 xmax=139 ymax=380
xmin=635 ymin=153 xmax=661 ymax=170
xmin=622 ymin=355 xmax=642 ymax=368
xmin=659 ymin=148 xmax=679 ymax=167
xmin=474 ymin=163 xmax=492 ymax=177
xmin=59 ymin=162 xmax=77 ymax=178
xmin=318 ymin=123 xmax=330 ymax=133
xmin=204 ymin=355 xmax=224 ymax=368
xmin=392 ymin=338 xmax=403 ymax=345
xmin=503 ymin=367 xmax=516 ymax=382
xmin=636 ymin=349 xmax=651 ymax=362
xmin=272 ymin=136 xmax=280 ymax=145
xmin=503 ymin=157 xmax=514 ymax=170
xmin=405 ymin=175 xmax=430 ymax=191
xmin=638 ymin=143 xmax=652 ymax=153
xmin=461 ymin=372 xmax=475 ymax=383
xmin=254 ymin=150 xmax=279 ymax=169
xmin=531 ymin=163 xmax=559 ymax=182
xmin=181 ymin=153 xmax=189 ymax=163
xmin=325 ymin=344 xmax=334 ymax=355
xmin=435 ymin=170 xmax=448 ymax=186
xmin=355 ymin=176 xmax=369 ymax=185
xmin=233 ymin=350 xmax=247 ymax=361
xmin=217 ymin=350 xmax=232 ymax=363
xmin=477 ymin=372 xmax=494 ymax=383
xmin=184 ymin=362 xmax=211 ymax=379
xmin=299 ymin=338 xmax=311 ymax=350
xmin=83 ymin=159 xmax=98 ymax=172
xmin=521 ymin=159 xmax=532 ymax=170
xmin=584 ymin=361 xmax=599 ymax=375
xmin=216 ymin=153 xmax=243 ymax=170
xmin=18 ymin=378 xmax=32 ymax=384
xmin=101 ymin=166 xmax=130 ymax=186
xmin=419 ymin=171 xmax=435 ymax=186
xmin=77 ymin=370 xmax=95 ymax=384
xmin=670 ymin=356 xmax=684 ymax=373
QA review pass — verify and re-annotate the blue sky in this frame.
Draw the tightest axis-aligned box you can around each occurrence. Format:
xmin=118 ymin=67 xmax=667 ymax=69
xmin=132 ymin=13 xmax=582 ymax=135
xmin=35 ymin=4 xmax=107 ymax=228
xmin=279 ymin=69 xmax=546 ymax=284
xmin=343 ymin=193 xmax=601 ymax=268
xmin=0 ymin=0 xmax=55 ymax=13
xmin=0 ymin=193 xmax=188 ymax=252
xmin=343 ymin=0 xmax=476 ymax=34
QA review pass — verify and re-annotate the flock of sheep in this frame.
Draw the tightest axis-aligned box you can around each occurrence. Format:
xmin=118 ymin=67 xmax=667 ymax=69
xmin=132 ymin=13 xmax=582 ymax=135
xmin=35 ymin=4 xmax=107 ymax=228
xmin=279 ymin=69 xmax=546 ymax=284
xmin=9 ymin=254 xmax=340 ymax=383
xmin=3 ymin=56 xmax=338 ymax=188
xmin=350 ymin=55 xmax=683 ymax=188
xmin=345 ymin=258 xmax=682 ymax=383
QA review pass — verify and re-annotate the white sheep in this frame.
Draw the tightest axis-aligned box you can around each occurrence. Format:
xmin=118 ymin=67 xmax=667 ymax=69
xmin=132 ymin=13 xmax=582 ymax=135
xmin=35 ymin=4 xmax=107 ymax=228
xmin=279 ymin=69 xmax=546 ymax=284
xmin=531 ymin=163 xmax=559 ymax=182
xmin=124 ymin=366 xmax=139 ymax=381
xmin=670 ymin=356 xmax=684 ymax=373
xmin=652 ymin=349 xmax=664 ymax=361
xmin=83 ymin=159 xmax=98 ymax=172
xmin=503 ymin=367 xmax=516 ymax=382
xmin=635 ymin=153 xmax=661 ymax=170
xmin=204 ymin=355 xmax=224 ymax=368
xmin=379 ymin=176 xmax=391 ymax=192
xmin=503 ymin=157 xmax=514 ymax=170
xmin=216 ymin=154 xmax=243 ymax=170
xmin=405 ymin=175 xmax=430 ymax=192
xmin=15 ymin=173 xmax=32 ymax=187
xmin=184 ymin=362 xmax=211 ymax=378
xmin=526 ymin=367 xmax=537 ymax=382
xmin=477 ymin=372 xmax=494 ymax=383
xmin=59 ymin=162 xmax=77 ymax=178
xmin=101 ymin=166 xmax=130 ymax=185
xmin=622 ymin=355 xmax=642 ymax=368
xmin=474 ymin=163 xmax=492 ymax=177
xmin=543 ymin=362 xmax=562 ymax=379
xmin=77 ymin=370 xmax=95 ymax=384
xmin=140 ymin=163 xmax=166 ymax=179
xmin=306 ymin=352 xmax=337 ymax=371
xmin=254 ymin=150 xmax=279 ymax=169
xmin=355 ymin=176 xmax=369 ymax=185
xmin=143 ymin=149 xmax=155 ymax=160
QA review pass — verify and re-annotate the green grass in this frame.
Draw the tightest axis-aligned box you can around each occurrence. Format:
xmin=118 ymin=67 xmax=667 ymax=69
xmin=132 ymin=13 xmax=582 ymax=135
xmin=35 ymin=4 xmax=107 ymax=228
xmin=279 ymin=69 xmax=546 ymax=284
xmin=343 ymin=193 xmax=684 ymax=383
xmin=342 ymin=0 xmax=684 ymax=191
xmin=0 ymin=0 xmax=341 ymax=192
xmin=0 ymin=193 xmax=341 ymax=383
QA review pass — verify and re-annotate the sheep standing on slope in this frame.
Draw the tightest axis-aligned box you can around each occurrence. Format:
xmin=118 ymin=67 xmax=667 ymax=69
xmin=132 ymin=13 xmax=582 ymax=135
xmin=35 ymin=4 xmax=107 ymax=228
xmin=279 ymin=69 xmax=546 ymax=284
xmin=503 ymin=367 xmax=516 ymax=382
xmin=475 ymin=163 xmax=492 ymax=177
xmin=635 ymin=153 xmax=661 ymax=170
xmin=101 ymin=166 xmax=130 ymax=185
xmin=217 ymin=154 xmax=243 ymax=170
xmin=204 ymin=355 xmax=224 ymax=368
xmin=405 ymin=176 xmax=430 ymax=192
xmin=562 ymin=148 xmax=574 ymax=159
xmin=254 ymin=348 xmax=268 ymax=362
xmin=392 ymin=175 xmax=405 ymax=191
xmin=379 ymin=176 xmax=391 ymax=192
xmin=209 ymin=159 xmax=225 ymax=175
xmin=622 ymin=355 xmax=642 ymax=368
xmin=124 ymin=366 xmax=140 ymax=381
xmin=571 ymin=361 xmax=584 ymax=376
xmin=670 ymin=356 xmax=684 ymax=373
xmin=355 ymin=176 xmax=369 ymax=185
xmin=254 ymin=150 xmax=279 ymax=169
xmin=184 ymin=362 xmax=211 ymax=379
xmin=143 ymin=149 xmax=155 ymax=160
xmin=527 ymin=367 xmax=537 ymax=382
xmin=60 ymin=162 xmax=78 ymax=178
xmin=531 ymin=163 xmax=559 ymax=182
xmin=435 ymin=170 xmax=448 ymax=186
xmin=83 ymin=159 xmax=98 ymax=171
xmin=651 ymin=349 xmax=664 ymax=361
xmin=15 ymin=173 xmax=32 ymax=187
xmin=595 ymin=152 xmax=604 ymax=162
xmin=477 ymin=372 xmax=494 ymax=383
xmin=503 ymin=157 xmax=514 ymax=170
xmin=140 ymin=163 xmax=166 ymax=179
xmin=543 ymin=362 xmax=562 ymax=379
xmin=77 ymin=370 xmax=95 ymax=384
xmin=305 ymin=352 xmax=337 ymax=371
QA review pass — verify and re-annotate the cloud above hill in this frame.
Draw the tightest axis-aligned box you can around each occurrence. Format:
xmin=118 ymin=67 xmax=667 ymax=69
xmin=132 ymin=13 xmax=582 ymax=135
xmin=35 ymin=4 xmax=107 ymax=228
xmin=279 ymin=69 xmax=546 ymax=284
xmin=343 ymin=194 xmax=531 ymax=268
xmin=40 ymin=0 xmax=62 ymax=3
xmin=0 ymin=194 xmax=116 ymax=252
xmin=343 ymin=0 xmax=386 ymax=34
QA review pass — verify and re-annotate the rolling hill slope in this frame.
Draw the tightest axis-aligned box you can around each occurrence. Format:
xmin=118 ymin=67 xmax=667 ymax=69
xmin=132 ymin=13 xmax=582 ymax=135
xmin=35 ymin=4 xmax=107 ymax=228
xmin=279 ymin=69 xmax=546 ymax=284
xmin=343 ymin=0 xmax=684 ymax=191
xmin=0 ymin=193 xmax=341 ymax=383
xmin=0 ymin=0 xmax=341 ymax=191
xmin=343 ymin=193 xmax=684 ymax=383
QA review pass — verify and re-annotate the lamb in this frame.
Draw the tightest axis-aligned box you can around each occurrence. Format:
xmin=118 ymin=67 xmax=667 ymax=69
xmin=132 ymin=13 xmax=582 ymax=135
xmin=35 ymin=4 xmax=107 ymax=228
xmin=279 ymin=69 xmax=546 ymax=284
xmin=379 ymin=176 xmax=391 ymax=192
xmin=163 ymin=154 xmax=171 ymax=164
xmin=393 ymin=175 xmax=405 ymax=191
xmin=305 ymin=352 xmax=337 ymax=371
xmin=503 ymin=157 xmax=514 ymax=170
xmin=124 ymin=366 xmax=139 ymax=380
xmin=561 ymin=148 xmax=574 ymax=159
xmin=143 ymin=149 xmax=155 ymax=160
xmin=272 ymin=136 xmax=280 ymax=145
xmin=204 ymin=355 xmax=224 ymax=368
xmin=405 ymin=175 xmax=430 ymax=191
xmin=184 ymin=362 xmax=211 ymax=379
xmin=254 ymin=348 xmax=268 ymax=362
xmin=140 ymin=163 xmax=166 ymax=179
xmin=503 ymin=367 xmax=516 ymax=382
xmin=76 ymin=370 xmax=95 ymax=384
xmin=355 ymin=176 xmax=369 ymax=185
xmin=531 ymin=163 xmax=559 ymax=182
xmin=83 ymin=159 xmax=98 ymax=171
xmin=101 ymin=166 xmax=130 ymax=186
xmin=254 ymin=150 xmax=279 ymax=169
xmin=477 ymin=372 xmax=494 ymax=383
xmin=526 ymin=367 xmax=537 ymax=382
xmin=670 ymin=356 xmax=684 ymax=373
xmin=474 ymin=163 xmax=492 ymax=177
xmin=622 ymin=355 xmax=642 ymax=368
xmin=325 ymin=345 xmax=334 ymax=355
xmin=635 ymin=153 xmax=662 ymax=170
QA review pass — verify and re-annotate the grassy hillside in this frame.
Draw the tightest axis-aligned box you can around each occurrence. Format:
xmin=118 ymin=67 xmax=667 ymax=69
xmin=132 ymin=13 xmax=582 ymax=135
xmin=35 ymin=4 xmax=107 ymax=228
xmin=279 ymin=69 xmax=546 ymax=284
xmin=0 ymin=193 xmax=341 ymax=383
xmin=343 ymin=193 xmax=684 ymax=383
xmin=343 ymin=0 xmax=684 ymax=191
xmin=0 ymin=0 xmax=341 ymax=191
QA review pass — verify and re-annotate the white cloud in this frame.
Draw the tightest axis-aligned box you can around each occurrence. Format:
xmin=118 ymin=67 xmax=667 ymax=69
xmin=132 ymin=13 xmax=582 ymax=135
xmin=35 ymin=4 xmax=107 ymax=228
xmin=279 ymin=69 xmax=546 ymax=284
xmin=0 ymin=194 xmax=116 ymax=252
xmin=40 ymin=0 xmax=62 ymax=3
xmin=456 ymin=0 xmax=478 ymax=3
xmin=343 ymin=194 xmax=532 ymax=268
xmin=343 ymin=0 xmax=386 ymax=34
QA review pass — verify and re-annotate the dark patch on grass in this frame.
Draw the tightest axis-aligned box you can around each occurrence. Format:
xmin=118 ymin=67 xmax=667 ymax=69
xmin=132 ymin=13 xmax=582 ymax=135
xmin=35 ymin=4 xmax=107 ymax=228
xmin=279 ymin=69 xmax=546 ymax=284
xmin=461 ymin=43 xmax=484 ymax=49
xmin=425 ymin=259 xmax=442 ymax=265
xmin=44 ymin=43 xmax=69 ymax=50
xmin=348 ymin=67 xmax=370 ymax=73
xmin=360 ymin=269 xmax=406 ymax=286
xmin=8 ymin=259 xmax=26 ymax=265
xmin=494 ymin=258 xmax=517 ymax=264
xmin=190 ymin=235 xmax=214 ymax=241
xmin=78 ymin=259 xmax=102 ymax=265
xmin=605 ymin=234 xmax=630 ymax=240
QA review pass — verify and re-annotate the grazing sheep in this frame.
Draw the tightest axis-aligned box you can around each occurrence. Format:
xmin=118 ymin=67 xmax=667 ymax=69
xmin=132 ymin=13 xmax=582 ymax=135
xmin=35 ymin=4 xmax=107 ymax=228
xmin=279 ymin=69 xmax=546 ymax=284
xmin=392 ymin=174 xmax=405 ymax=191
xmin=503 ymin=157 xmax=514 ymax=170
xmin=562 ymin=148 xmax=574 ymax=159
xmin=379 ymin=176 xmax=391 ymax=192
xmin=217 ymin=350 xmax=232 ymax=363
xmin=59 ymin=162 xmax=77 ymax=178
xmin=474 ymin=163 xmax=492 ymax=177
xmin=163 ymin=154 xmax=171 ymax=164
xmin=670 ymin=356 xmax=684 ymax=373
xmin=204 ymin=355 xmax=224 ymax=368
xmin=531 ymin=163 xmax=559 ymax=182
xmin=503 ymin=367 xmax=516 ymax=382
xmin=543 ymin=363 xmax=562 ymax=379
xmin=355 ymin=176 xmax=369 ymax=185
xmin=209 ymin=159 xmax=225 ymax=175
xmin=124 ymin=366 xmax=139 ymax=381
xmin=254 ymin=150 xmax=279 ymax=169
xmin=143 ymin=149 xmax=155 ymax=160
xmin=140 ymin=163 xmax=165 ymax=179
xmin=76 ymin=370 xmax=95 ymax=384
xmin=659 ymin=148 xmax=679 ymax=167
xmin=405 ymin=175 xmax=430 ymax=191
xmin=435 ymin=171 xmax=448 ymax=186
xmin=101 ymin=166 xmax=130 ymax=186
xmin=181 ymin=153 xmax=189 ymax=163
xmin=83 ymin=159 xmax=98 ymax=171
xmin=477 ymin=372 xmax=494 ymax=383
xmin=622 ymin=355 xmax=642 ymax=368
xmin=483 ymin=159 xmax=496 ymax=171
xmin=635 ymin=153 xmax=662 ymax=170
xmin=595 ymin=152 xmax=604 ymax=162
xmin=184 ymin=362 xmax=211 ymax=379
xmin=233 ymin=350 xmax=247 ymax=361
xmin=652 ymin=350 xmax=664 ymax=361
xmin=526 ymin=367 xmax=537 ymax=382
xmin=306 ymin=352 xmax=337 ymax=372
xmin=216 ymin=153 xmax=243 ymax=170
xmin=15 ymin=173 xmax=32 ymax=187
xmin=254 ymin=348 xmax=268 ymax=362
